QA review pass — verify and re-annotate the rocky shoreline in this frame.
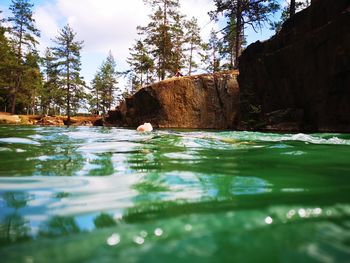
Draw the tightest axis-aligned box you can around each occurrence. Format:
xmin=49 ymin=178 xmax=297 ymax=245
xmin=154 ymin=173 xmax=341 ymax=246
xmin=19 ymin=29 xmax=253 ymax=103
xmin=0 ymin=113 xmax=103 ymax=126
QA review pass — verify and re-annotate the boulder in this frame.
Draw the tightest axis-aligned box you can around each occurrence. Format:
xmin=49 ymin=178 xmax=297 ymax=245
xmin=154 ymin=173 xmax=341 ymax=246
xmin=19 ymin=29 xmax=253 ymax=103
xmin=106 ymin=71 xmax=240 ymax=129
xmin=238 ymin=0 xmax=350 ymax=132
xmin=0 ymin=114 xmax=21 ymax=124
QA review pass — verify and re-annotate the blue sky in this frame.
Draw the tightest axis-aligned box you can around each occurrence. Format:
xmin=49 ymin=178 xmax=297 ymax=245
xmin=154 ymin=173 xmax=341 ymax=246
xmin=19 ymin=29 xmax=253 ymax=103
xmin=0 ymin=0 xmax=286 ymax=90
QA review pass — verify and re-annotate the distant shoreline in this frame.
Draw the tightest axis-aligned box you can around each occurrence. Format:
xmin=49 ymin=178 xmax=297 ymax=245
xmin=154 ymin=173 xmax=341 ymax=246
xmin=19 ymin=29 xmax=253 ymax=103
xmin=0 ymin=113 xmax=103 ymax=127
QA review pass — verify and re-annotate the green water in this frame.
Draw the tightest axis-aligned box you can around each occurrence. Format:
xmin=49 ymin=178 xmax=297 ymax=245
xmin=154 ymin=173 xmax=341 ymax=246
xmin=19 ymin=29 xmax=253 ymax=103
xmin=0 ymin=125 xmax=349 ymax=262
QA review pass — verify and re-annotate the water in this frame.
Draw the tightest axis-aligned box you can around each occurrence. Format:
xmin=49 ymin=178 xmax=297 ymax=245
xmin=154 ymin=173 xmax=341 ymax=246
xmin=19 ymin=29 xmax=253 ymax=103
xmin=0 ymin=125 xmax=349 ymax=262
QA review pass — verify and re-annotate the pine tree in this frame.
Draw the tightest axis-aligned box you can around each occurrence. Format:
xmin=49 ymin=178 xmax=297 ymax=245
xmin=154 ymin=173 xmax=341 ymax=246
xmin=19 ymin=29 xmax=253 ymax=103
xmin=127 ymin=73 xmax=142 ymax=96
xmin=137 ymin=0 xmax=185 ymax=80
xmin=0 ymin=12 xmax=17 ymax=112
xmin=127 ymin=40 xmax=154 ymax=87
xmin=7 ymin=0 xmax=40 ymax=113
xmin=170 ymin=12 xmax=186 ymax=75
xmin=102 ymin=52 xmax=118 ymax=112
xmin=221 ymin=18 xmax=236 ymax=70
xmin=41 ymin=48 xmax=63 ymax=115
xmin=51 ymin=24 xmax=85 ymax=122
xmin=21 ymin=50 xmax=43 ymax=115
xmin=184 ymin=17 xmax=203 ymax=75
xmin=210 ymin=0 xmax=279 ymax=68
xmin=270 ymin=0 xmax=310 ymax=32
xmin=89 ymin=72 xmax=102 ymax=114
xmin=202 ymin=29 xmax=222 ymax=73
xmin=290 ymin=0 xmax=296 ymax=16
xmin=90 ymin=52 xmax=119 ymax=114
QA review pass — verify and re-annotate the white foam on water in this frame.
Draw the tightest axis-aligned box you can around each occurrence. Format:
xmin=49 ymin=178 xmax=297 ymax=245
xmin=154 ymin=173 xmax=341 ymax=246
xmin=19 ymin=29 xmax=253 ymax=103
xmin=78 ymin=141 xmax=140 ymax=153
xmin=280 ymin=133 xmax=350 ymax=145
xmin=0 ymin=147 xmax=12 ymax=152
xmin=0 ymin=137 xmax=40 ymax=145
xmin=213 ymin=132 xmax=350 ymax=146
xmin=282 ymin=151 xmax=306 ymax=156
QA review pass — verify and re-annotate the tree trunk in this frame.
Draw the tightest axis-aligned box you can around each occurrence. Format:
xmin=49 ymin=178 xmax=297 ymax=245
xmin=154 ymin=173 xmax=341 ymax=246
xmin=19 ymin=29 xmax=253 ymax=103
xmin=212 ymin=47 xmax=216 ymax=73
xmin=230 ymin=45 xmax=234 ymax=70
xmin=108 ymin=86 xmax=112 ymax=110
xmin=140 ymin=72 xmax=143 ymax=87
xmin=230 ymin=19 xmax=234 ymax=69
xmin=161 ymin=1 xmax=168 ymax=80
xmin=188 ymin=42 xmax=193 ymax=76
xmin=66 ymin=63 xmax=71 ymax=124
xmin=234 ymin=0 xmax=242 ymax=69
xmin=11 ymin=25 xmax=24 ymax=114
xmin=11 ymin=91 xmax=17 ymax=114
xmin=290 ymin=0 xmax=296 ymax=17
xmin=11 ymin=73 xmax=22 ymax=114
xmin=158 ymin=59 xmax=161 ymax=81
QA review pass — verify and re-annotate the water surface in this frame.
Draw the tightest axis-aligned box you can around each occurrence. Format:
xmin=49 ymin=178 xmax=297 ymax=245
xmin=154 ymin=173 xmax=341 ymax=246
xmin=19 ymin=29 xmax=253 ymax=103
xmin=0 ymin=125 xmax=349 ymax=262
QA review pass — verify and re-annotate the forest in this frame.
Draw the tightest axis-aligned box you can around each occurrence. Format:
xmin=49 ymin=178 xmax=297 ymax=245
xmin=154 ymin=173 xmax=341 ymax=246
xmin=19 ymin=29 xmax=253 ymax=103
xmin=0 ymin=0 xmax=310 ymax=118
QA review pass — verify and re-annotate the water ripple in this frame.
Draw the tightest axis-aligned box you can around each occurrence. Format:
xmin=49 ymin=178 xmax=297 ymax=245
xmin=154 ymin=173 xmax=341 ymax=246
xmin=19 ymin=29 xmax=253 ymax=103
xmin=0 ymin=137 xmax=40 ymax=145
xmin=0 ymin=125 xmax=349 ymax=262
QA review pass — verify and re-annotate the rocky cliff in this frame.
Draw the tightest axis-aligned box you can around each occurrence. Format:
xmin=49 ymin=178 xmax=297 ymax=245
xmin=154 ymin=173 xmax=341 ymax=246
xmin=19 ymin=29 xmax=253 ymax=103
xmin=107 ymin=71 xmax=239 ymax=129
xmin=238 ymin=0 xmax=350 ymax=132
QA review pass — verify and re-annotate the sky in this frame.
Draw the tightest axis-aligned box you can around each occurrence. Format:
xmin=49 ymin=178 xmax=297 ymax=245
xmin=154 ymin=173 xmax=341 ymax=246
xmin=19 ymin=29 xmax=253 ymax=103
xmin=0 ymin=0 xmax=284 ymax=90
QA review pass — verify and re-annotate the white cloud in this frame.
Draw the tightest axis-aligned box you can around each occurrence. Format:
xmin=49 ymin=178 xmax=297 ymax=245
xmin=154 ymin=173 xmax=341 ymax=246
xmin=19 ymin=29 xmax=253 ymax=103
xmin=34 ymin=4 xmax=60 ymax=39
xmin=33 ymin=4 xmax=60 ymax=53
xmin=181 ymin=0 xmax=217 ymax=40
xmin=31 ymin=0 xmax=216 ymax=84
xmin=55 ymin=0 xmax=152 ymax=54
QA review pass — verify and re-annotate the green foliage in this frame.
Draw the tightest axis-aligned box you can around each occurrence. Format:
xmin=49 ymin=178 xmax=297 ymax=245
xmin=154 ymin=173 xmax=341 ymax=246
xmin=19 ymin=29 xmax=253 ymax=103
xmin=171 ymin=12 xmax=187 ymax=74
xmin=93 ymin=213 xmax=117 ymax=228
xmin=20 ymin=50 xmax=43 ymax=114
xmin=0 ymin=25 xmax=18 ymax=112
xmin=239 ymin=84 xmax=264 ymax=129
xmin=184 ymin=17 xmax=203 ymax=75
xmin=41 ymin=48 xmax=64 ymax=115
xmin=136 ymin=0 xmax=185 ymax=80
xmin=127 ymin=40 xmax=155 ymax=88
xmin=210 ymin=0 xmax=279 ymax=68
xmin=129 ymin=0 xmax=207 ymax=84
xmin=51 ymin=24 xmax=85 ymax=119
xmin=202 ymin=29 xmax=223 ymax=73
xmin=39 ymin=216 xmax=80 ymax=238
xmin=126 ymin=74 xmax=143 ymax=96
xmin=90 ymin=52 xmax=119 ymax=114
xmin=219 ymin=18 xmax=246 ymax=70
xmin=7 ymin=0 xmax=40 ymax=58
xmin=5 ymin=0 xmax=41 ymax=114
xmin=0 ymin=213 xmax=30 ymax=245
xmin=270 ymin=0 xmax=311 ymax=33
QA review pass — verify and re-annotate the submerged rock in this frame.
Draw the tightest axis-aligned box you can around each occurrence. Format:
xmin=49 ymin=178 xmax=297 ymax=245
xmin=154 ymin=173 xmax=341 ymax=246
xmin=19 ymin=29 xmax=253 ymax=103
xmin=107 ymin=71 xmax=240 ymax=129
xmin=238 ymin=0 xmax=350 ymax=132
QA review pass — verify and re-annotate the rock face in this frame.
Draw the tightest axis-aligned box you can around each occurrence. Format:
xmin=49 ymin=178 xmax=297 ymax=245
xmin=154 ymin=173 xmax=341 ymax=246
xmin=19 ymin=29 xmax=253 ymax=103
xmin=238 ymin=0 xmax=350 ymax=132
xmin=107 ymin=71 xmax=239 ymax=129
